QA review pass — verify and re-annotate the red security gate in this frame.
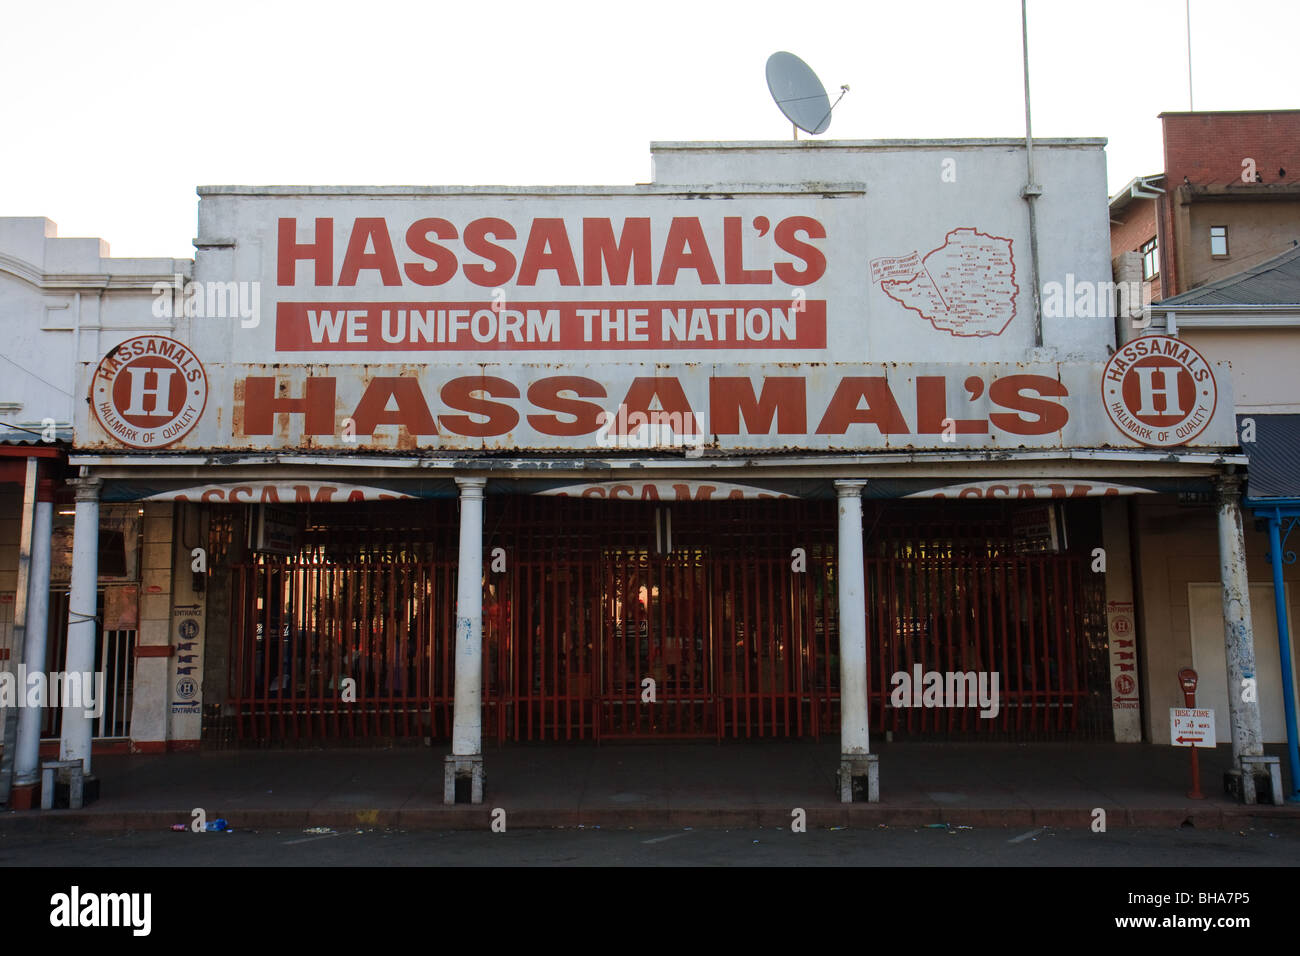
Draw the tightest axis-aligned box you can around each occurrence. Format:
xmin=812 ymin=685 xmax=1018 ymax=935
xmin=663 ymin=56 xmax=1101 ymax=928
xmin=862 ymin=503 xmax=1112 ymax=738
xmin=224 ymin=496 xmax=1109 ymax=743
xmin=228 ymin=501 xmax=461 ymax=742
xmin=229 ymin=556 xmax=460 ymax=740
xmin=714 ymin=549 xmax=838 ymax=739
xmin=487 ymin=497 xmax=840 ymax=741
xmin=865 ymin=555 xmax=1100 ymax=735
xmin=487 ymin=555 xmax=599 ymax=741
xmin=599 ymin=546 xmax=714 ymax=737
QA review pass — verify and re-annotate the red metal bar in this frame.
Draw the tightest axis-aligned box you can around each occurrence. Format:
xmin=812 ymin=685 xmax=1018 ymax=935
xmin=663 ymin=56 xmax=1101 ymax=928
xmin=958 ymin=558 xmax=970 ymax=734
xmin=914 ymin=554 xmax=925 ymax=734
xmin=716 ymin=555 xmax=727 ymax=742
xmin=941 ymin=554 xmax=954 ymax=734
xmin=1065 ymin=558 xmax=1080 ymax=730
xmin=725 ymin=555 xmax=736 ymax=737
xmin=790 ymin=556 xmax=800 ymax=738
xmin=1011 ymin=557 xmax=1024 ymax=733
xmin=262 ymin=559 xmax=275 ymax=742
xmin=1037 ymin=558 xmax=1049 ymax=733
xmin=998 ymin=560 xmax=1010 ymax=733
xmin=981 ymin=557 xmax=995 ymax=733
xmin=878 ymin=555 xmax=890 ymax=735
xmin=822 ymin=550 xmax=835 ymax=736
xmin=776 ymin=556 xmax=787 ymax=736
xmin=755 ymin=555 xmax=766 ymax=738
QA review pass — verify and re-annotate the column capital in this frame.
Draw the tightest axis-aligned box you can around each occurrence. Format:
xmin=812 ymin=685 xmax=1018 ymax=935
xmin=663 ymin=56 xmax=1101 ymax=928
xmin=69 ymin=475 xmax=103 ymax=502
xmin=454 ymin=476 xmax=486 ymax=498
xmin=1214 ymin=473 xmax=1244 ymax=503
xmin=833 ymin=479 xmax=867 ymax=498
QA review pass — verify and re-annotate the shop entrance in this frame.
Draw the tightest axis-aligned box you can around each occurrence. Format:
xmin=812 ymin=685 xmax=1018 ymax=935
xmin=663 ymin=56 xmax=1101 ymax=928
xmin=224 ymin=495 xmax=1109 ymax=745
xmin=599 ymin=545 xmax=714 ymax=737
xmin=487 ymin=497 xmax=838 ymax=742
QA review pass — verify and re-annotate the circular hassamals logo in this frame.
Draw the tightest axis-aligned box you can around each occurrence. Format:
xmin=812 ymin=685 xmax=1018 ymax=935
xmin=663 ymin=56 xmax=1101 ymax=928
xmin=1101 ymin=335 xmax=1216 ymax=447
xmin=91 ymin=335 xmax=207 ymax=449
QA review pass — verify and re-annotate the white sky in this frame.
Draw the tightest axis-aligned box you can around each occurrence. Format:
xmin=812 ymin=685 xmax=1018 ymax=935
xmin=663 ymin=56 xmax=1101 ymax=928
xmin=3 ymin=0 xmax=1295 ymax=260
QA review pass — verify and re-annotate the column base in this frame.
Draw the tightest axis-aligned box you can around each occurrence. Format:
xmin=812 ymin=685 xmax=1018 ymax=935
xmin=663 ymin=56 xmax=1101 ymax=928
xmin=443 ymin=755 xmax=485 ymax=805
xmin=8 ymin=782 xmax=38 ymax=811
xmin=1226 ymin=756 xmax=1283 ymax=805
xmin=838 ymin=753 xmax=879 ymax=803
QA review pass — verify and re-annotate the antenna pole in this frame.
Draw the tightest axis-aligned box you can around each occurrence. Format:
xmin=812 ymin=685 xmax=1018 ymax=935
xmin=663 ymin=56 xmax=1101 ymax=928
xmin=1021 ymin=0 xmax=1043 ymax=349
xmin=793 ymin=122 xmax=798 ymax=142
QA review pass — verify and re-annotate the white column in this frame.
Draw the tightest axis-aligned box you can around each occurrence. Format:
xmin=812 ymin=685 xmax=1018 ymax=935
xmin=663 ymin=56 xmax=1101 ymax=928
xmin=1216 ymin=475 xmax=1263 ymax=765
xmin=451 ymin=477 xmax=485 ymax=757
xmin=1100 ymin=498 xmax=1142 ymax=742
xmin=60 ymin=475 xmax=101 ymax=774
xmin=836 ymin=480 xmax=869 ymax=755
xmin=15 ymin=479 xmax=54 ymax=786
xmin=0 ymin=457 xmax=36 ymax=804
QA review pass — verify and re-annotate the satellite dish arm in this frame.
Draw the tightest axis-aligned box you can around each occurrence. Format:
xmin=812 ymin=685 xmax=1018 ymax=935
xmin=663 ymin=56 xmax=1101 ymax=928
xmin=814 ymin=85 xmax=849 ymax=137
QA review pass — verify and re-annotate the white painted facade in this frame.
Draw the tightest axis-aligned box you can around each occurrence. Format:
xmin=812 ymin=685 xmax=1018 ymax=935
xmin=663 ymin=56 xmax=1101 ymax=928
xmin=0 ymin=217 xmax=187 ymax=437
xmin=0 ymin=219 xmax=188 ymax=803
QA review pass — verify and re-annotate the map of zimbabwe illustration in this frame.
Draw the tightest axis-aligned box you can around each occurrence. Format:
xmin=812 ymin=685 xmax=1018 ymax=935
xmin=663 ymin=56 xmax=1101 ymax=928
xmin=869 ymin=227 xmax=1019 ymax=337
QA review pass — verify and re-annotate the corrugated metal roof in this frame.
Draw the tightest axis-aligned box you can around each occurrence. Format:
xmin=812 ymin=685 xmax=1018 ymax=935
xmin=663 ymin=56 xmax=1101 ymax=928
xmin=1162 ymin=242 xmax=1300 ymax=306
xmin=0 ymin=425 xmax=72 ymax=445
xmin=1240 ymin=414 xmax=1300 ymax=499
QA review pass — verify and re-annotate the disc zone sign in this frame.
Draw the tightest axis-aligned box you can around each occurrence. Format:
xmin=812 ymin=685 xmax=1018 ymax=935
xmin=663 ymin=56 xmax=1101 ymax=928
xmin=91 ymin=335 xmax=208 ymax=449
xmin=1102 ymin=335 xmax=1217 ymax=447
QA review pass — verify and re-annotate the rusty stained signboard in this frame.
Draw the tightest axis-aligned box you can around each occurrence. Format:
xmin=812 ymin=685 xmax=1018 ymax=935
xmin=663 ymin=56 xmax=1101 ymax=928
xmin=76 ymin=190 xmax=1237 ymax=455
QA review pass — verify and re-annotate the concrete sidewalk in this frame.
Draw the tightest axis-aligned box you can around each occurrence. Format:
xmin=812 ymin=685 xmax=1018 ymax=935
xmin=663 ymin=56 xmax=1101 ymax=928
xmin=3 ymin=740 xmax=1298 ymax=832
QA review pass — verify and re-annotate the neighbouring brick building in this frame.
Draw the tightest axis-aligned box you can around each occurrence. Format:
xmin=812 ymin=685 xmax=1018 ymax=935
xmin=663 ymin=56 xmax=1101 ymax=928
xmin=1110 ymin=110 xmax=1300 ymax=306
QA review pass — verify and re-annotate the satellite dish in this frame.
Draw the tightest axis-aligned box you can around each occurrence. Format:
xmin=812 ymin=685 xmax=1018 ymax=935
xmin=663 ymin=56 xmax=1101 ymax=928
xmin=766 ymin=51 xmax=839 ymax=137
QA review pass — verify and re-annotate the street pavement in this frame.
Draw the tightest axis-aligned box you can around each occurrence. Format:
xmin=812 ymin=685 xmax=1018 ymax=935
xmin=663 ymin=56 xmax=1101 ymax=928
xmin=4 ymin=739 xmax=1298 ymax=834
xmin=4 ymin=818 xmax=1299 ymax=866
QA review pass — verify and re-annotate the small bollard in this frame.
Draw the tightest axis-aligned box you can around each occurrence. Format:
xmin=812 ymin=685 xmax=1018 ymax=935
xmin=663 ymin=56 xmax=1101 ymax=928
xmin=40 ymin=760 xmax=85 ymax=810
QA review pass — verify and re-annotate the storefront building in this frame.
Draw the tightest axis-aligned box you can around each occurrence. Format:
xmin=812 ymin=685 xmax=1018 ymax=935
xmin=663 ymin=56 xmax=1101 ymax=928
xmin=0 ymin=217 xmax=187 ymax=808
xmin=51 ymin=139 xmax=1273 ymax=804
xmin=1145 ymin=243 xmax=1300 ymax=801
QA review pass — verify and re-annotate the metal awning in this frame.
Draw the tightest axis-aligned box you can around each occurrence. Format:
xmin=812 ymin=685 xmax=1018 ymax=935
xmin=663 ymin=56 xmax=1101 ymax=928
xmin=1239 ymin=414 xmax=1300 ymax=500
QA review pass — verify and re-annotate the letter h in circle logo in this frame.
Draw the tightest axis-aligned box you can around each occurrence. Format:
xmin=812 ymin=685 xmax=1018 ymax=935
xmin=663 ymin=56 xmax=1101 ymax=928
xmin=123 ymin=366 xmax=177 ymax=417
xmin=1131 ymin=365 xmax=1184 ymax=416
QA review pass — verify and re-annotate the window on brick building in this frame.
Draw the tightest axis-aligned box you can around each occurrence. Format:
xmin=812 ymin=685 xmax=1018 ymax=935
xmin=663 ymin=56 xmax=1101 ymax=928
xmin=1210 ymin=226 xmax=1229 ymax=257
xmin=1140 ymin=237 xmax=1159 ymax=279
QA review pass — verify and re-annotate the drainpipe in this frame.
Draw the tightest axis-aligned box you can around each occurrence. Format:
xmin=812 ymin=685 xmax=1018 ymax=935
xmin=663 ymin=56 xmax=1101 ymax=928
xmin=0 ymin=457 xmax=38 ymax=805
xmin=1020 ymin=0 xmax=1044 ymax=348
xmin=15 ymin=474 xmax=55 ymax=792
xmin=1265 ymin=508 xmax=1300 ymax=800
